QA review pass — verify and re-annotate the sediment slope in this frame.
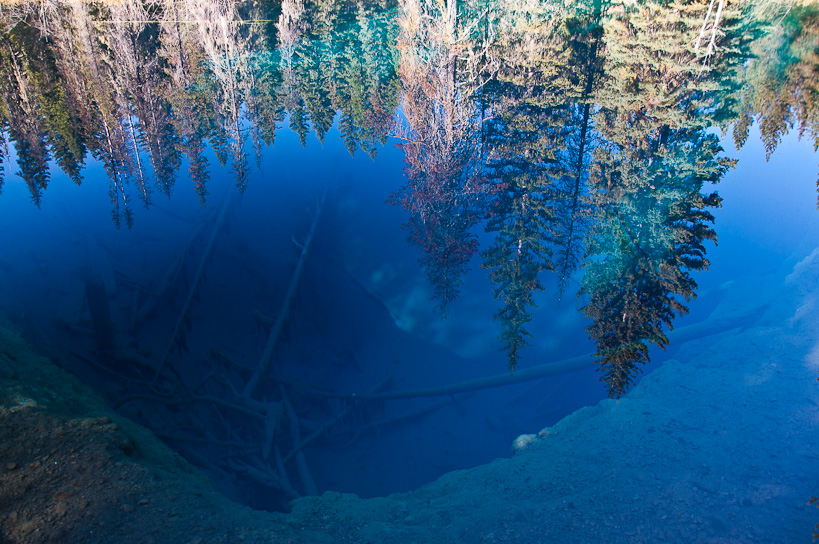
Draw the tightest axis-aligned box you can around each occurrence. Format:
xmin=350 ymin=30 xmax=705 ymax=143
xmin=0 ymin=324 xmax=298 ymax=544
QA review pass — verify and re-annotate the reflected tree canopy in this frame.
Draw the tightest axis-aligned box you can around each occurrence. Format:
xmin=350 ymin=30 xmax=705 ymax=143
xmin=0 ymin=0 xmax=817 ymax=396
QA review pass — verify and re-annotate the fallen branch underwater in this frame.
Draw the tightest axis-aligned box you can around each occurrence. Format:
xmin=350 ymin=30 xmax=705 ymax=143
xmin=130 ymin=216 xmax=212 ymax=333
xmin=303 ymin=310 xmax=759 ymax=402
xmin=242 ymin=187 xmax=328 ymax=399
xmin=153 ymin=190 xmax=238 ymax=383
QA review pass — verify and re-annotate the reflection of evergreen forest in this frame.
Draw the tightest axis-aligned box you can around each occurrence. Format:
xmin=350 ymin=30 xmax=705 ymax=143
xmin=0 ymin=0 xmax=817 ymax=398
xmin=0 ymin=0 xmax=401 ymax=220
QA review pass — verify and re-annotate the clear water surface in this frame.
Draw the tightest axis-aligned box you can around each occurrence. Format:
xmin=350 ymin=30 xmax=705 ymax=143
xmin=0 ymin=0 xmax=818 ymax=540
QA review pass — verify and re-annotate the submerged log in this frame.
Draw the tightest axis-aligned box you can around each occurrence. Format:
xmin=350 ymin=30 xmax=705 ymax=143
xmin=83 ymin=270 xmax=116 ymax=363
xmin=281 ymin=386 xmax=318 ymax=496
xmin=242 ymin=188 xmax=327 ymax=399
xmin=282 ymin=377 xmax=394 ymax=464
xmin=302 ymin=311 xmax=758 ymax=401
xmin=131 ymin=218 xmax=211 ymax=333
xmin=153 ymin=190 xmax=237 ymax=382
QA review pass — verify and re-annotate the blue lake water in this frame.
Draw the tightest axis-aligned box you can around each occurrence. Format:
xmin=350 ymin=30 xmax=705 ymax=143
xmin=0 ymin=0 xmax=818 ymax=541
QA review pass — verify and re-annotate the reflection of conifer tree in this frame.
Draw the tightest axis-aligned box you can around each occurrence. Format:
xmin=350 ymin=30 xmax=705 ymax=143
xmin=389 ymin=139 xmax=484 ymax=314
xmin=277 ymin=0 xmax=308 ymax=141
xmin=598 ymin=0 xmax=748 ymax=130
xmin=168 ymin=60 xmax=213 ymax=204
xmin=354 ymin=2 xmax=400 ymax=157
xmin=481 ymin=98 xmax=566 ymax=370
xmin=244 ymin=0 xmax=284 ymax=162
xmin=338 ymin=49 xmax=370 ymax=156
xmin=0 ymin=8 xmax=79 ymax=188
xmin=88 ymin=69 xmax=138 ymax=222
xmin=12 ymin=129 xmax=51 ymax=206
xmin=97 ymin=0 xmax=157 ymax=202
xmin=0 ymin=126 xmax=7 ymax=193
xmin=133 ymin=75 xmax=181 ymax=199
xmin=0 ymin=24 xmax=52 ymax=205
xmin=240 ymin=2 xmax=278 ymax=167
xmin=274 ymin=0 xmax=400 ymax=155
xmin=736 ymin=8 xmax=819 ymax=202
xmin=288 ymin=105 xmax=309 ymax=147
xmin=43 ymin=0 xmax=143 ymax=220
xmin=46 ymin=1 xmax=105 ymax=184
xmin=481 ymin=185 xmax=552 ymax=371
xmin=393 ymin=0 xmax=496 ymax=314
xmin=552 ymin=14 xmax=605 ymax=298
xmin=210 ymin=119 xmax=230 ymax=167
xmin=14 ymin=18 xmax=86 ymax=185
xmin=581 ymin=126 xmax=731 ymax=397
xmin=552 ymin=102 xmax=595 ymax=298
xmin=334 ymin=3 xmax=400 ymax=158
xmin=473 ymin=4 xmax=584 ymax=368
xmin=159 ymin=0 xmax=214 ymax=204
xmin=95 ymin=109 xmax=137 ymax=228
xmin=338 ymin=110 xmax=359 ymax=156
xmin=109 ymin=166 xmax=134 ymax=230
xmin=246 ymin=64 xmax=284 ymax=158
xmin=296 ymin=39 xmax=333 ymax=144
xmin=276 ymin=0 xmax=310 ymax=147
xmin=185 ymin=0 xmax=253 ymax=189
xmin=573 ymin=0 xmax=755 ymax=395
xmin=82 ymin=0 xmax=142 ymax=228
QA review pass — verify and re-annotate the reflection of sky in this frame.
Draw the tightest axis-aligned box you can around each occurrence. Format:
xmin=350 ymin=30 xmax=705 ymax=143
xmin=705 ymin=127 xmax=819 ymax=290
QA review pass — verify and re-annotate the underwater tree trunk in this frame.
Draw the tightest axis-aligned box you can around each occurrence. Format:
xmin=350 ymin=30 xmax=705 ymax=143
xmin=307 ymin=308 xmax=751 ymax=401
xmin=242 ymin=188 xmax=327 ymax=399
xmin=83 ymin=271 xmax=116 ymax=363
xmin=153 ymin=188 xmax=237 ymax=382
